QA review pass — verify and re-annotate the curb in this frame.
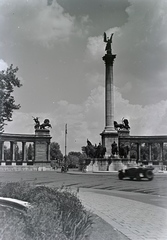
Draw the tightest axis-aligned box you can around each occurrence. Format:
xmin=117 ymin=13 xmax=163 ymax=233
xmin=0 ymin=197 xmax=30 ymax=211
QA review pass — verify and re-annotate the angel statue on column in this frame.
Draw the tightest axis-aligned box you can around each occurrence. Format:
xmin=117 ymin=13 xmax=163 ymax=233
xmin=104 ymin=32 xmax=114 ymax=54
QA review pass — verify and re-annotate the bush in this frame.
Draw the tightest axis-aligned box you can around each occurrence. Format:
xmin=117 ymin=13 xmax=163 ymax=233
xmin=0 ymin=182 xmax=93 ymax=240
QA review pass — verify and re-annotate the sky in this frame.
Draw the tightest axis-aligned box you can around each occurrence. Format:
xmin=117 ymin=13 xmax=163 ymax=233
xmin=1 ymin=0 xmax=167 ymax=154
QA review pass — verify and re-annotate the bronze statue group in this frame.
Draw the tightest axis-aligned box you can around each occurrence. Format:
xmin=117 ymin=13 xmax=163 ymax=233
xmin=85 ymin=118 xmax=130 ymax=159
xmin=85 ymin=139 xmax=129 ymax=159
xmin=33 ymin=117 xmax=52 ymax=130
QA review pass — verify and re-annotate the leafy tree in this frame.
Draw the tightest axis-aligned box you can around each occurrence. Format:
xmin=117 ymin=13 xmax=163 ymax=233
xmin=0 ymin=64 xmax=22 ymax=132
xmin=67 ymin=152 xmax=82 ymax=168
xmin=50 ymin=142 xmax=63 ymax=161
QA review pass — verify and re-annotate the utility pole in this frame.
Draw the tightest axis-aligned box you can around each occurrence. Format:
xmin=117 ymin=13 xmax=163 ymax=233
xmin=65 ymin=123 xmax=67 ymax=164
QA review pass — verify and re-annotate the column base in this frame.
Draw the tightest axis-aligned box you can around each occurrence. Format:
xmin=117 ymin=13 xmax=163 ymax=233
xmin=100 ymin=129 xmax=118 ymax=157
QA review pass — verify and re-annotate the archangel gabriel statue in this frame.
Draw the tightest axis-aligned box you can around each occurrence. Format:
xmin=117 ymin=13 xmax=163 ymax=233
xmin=104 ymin=32 xmax=114 ymax=54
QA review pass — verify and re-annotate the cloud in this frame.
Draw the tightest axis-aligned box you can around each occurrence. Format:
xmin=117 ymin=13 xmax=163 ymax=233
xmin=0 ymin=0 xmax=83 ymax=47
xmin=86 ymin=0 xmax=167 ymax=105
xmin=0 ymin=59 xmax=8 ymax=71
xmin=5 ymin=84 xmax=167 ymax=153
xmin=86 ymin=27 xmax=120 ymax=58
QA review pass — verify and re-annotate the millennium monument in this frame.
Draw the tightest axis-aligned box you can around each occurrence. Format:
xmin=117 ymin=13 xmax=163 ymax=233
xmin=100 ymin=32 xmax=118 ymax=156
xmin=83 ymin=32 xmax=167 ymax=172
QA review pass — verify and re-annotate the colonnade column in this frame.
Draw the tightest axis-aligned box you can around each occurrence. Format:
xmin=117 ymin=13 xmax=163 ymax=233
xmin=47 ymin=142 xmax=50 ymax=161
xmin=10 ymin=141 xmax=16 ymax=165
xmin=160 ymin=142 xmax=164 ymax=162
xmin=148 ymin=143 xmax=152 ymax=162
xmin=0 ymin=141 xmax=4 ymax=162
xmin=22 ymin=142 xmax=27 ymax=165
xmin=137 ymin=143 xmax=141 ymax=163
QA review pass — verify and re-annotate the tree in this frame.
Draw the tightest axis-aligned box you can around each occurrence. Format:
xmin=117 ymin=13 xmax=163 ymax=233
xmin=67 ymin=152 xmax=83 ymax=168
xmin=50 ymin=142 xmax=63 ymax=161
xmin=0 ymin=64 xmax=22 ymax=132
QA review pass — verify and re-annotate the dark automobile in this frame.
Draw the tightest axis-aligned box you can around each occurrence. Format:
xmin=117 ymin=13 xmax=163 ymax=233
xmin=118 ymin=165 xmax=154 ymax=181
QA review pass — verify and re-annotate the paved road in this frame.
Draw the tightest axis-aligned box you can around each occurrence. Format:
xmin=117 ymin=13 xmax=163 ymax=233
xmin=1 ymin=170 xmax=167 ymax=239
xmin=0 ymin=170 xmax=167 ymax=195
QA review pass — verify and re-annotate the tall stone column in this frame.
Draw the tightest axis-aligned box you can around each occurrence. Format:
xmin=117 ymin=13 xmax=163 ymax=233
xmin=101 ymin=33 xmax=118 ymax=156
xmin=103 ymin=54 xmax=116 ymax=131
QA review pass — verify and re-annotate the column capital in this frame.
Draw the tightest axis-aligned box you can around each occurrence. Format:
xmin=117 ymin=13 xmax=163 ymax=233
xmin=102 ymin=54 xmax=116 ymax=65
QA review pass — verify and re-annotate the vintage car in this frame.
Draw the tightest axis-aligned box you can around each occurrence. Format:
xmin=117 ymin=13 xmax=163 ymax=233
xmin=118 ymin=165 xmax=154 ymax=181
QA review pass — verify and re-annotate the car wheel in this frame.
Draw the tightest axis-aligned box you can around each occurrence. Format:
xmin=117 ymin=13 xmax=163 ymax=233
xmin=130 ymin=177 xmax=134 ymax=180
xmin=145 ymin=170 xmax=154 ymax=181
xmin=118 ymin=172 xmax=124 ymax=180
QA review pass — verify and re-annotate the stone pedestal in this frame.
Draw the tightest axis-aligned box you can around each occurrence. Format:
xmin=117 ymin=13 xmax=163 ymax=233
xmin=118 ymin=129 xmax=130 ymax=137
xmin=35 ymin=129 xmax=51 ymax=163
xmin=92 ymin=161 xmax=99 ymax=172
xmin=101 ymin=130 xmax=118 ymax=157
xmin=86 ymin=161 xmax=93 ymax=172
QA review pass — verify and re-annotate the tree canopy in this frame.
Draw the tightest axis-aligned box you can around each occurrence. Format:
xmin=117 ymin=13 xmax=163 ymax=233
xmin=50 ymin=142 xmax=63 ymax=160
xmin=0 ymin=64 xmax=22 ymax=132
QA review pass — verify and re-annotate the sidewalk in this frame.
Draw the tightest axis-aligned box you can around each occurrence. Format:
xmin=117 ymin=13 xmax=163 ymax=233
xmin=78 ymin=188 xmax=167 ymax=240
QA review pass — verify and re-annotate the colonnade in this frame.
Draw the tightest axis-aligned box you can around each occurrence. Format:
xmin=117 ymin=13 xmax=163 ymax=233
xmin=133 ymin=142 xmax=164 ymax=163
xmin=0 ymin=130 xmax=51 ymax=166
xmin=119 ymin=135 xmax=167 ymax=163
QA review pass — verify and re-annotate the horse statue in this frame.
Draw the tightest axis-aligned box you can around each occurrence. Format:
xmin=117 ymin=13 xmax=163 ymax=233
xmin=84 ymin=140 xmax=106 ymax=158
xmin=95 ymin=143 xmax=106 ymax=158
xmin=114 ymin=121 xmax=125 ymax=130
xmin=122 ymin=118 xmax=130 ymax=130
xmin=85 ymin=139 xmax=96 ymax=158
xmin=114 ymin=118 xmax=130 ymax=131
xmin=40 ymin=119 xmax=52 ymax=129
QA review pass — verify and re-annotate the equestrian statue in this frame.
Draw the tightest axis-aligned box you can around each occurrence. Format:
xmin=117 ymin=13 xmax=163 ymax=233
xmin=84 ymin=139 xmax=106 ymax=158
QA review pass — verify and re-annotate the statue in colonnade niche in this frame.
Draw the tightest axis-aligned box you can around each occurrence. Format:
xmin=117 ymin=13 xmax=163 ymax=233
xmin=119 ymin=143 xmax=130 ymax=158
xmin=111 ymin=141 xmax=118 ymax=156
